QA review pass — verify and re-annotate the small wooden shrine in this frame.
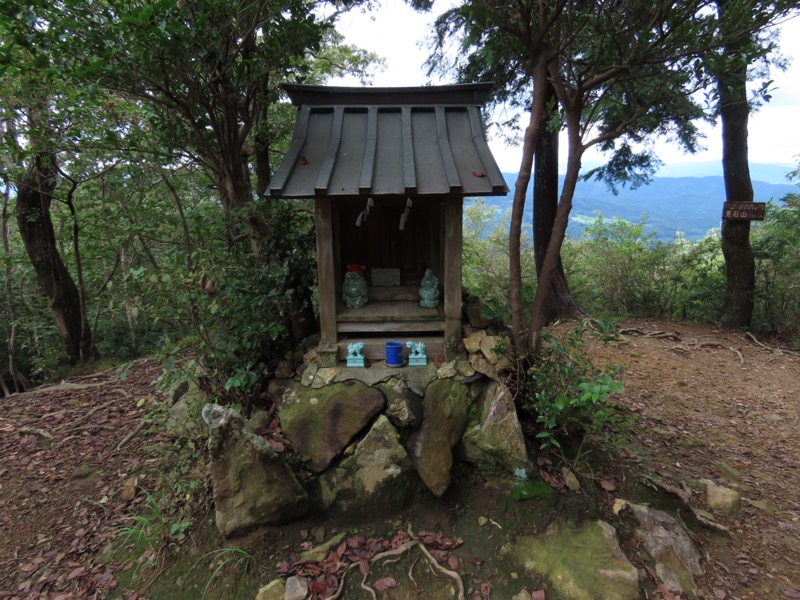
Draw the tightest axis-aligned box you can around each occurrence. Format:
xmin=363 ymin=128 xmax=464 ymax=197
xmin=269 ymin=83 xmax=508 ymax=360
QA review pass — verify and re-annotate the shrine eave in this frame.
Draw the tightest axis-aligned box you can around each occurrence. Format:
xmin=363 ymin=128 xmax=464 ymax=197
xmin=268 ymin=83 xmax=509 ymax=199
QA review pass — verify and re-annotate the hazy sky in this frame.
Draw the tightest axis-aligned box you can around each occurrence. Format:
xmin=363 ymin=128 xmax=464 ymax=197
xmin=331 ymin=1 xmax=800 ymax=174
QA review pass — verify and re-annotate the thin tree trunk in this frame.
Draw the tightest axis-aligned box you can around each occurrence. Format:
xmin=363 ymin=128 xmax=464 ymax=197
xmin=717 ymin=0 xmax=755 ymax=329
xmin=121 ymin=247 xmax=139 ymax=354
xmin=533 ymin=81 xmax=583 ymax=323
xmin=160 ymin=169 xmax=203 ymax=334
xmin=63 ymin=179 xmax=94 ymax=360
xmin=117 ymin=188 xmax=160 ymax=270
xmin=509 ymin=54 xmax=551 ymax=354
xmin=2 ymin=180 xmax=24 ymax=392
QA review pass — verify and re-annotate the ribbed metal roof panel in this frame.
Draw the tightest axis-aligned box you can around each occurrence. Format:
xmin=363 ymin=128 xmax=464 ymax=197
xmin=269 ymin=84 xmax=508 ymax=199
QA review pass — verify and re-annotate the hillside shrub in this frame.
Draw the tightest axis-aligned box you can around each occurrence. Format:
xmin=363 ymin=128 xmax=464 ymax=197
xmin=154 ymin=200 xmax=316 ymax=405
xmin=751 ymin=196 xmax=800 ymax=343
xmin=566 ymin=214 xmax=673 ymax=316
xmin=462 ymin=199 xmax=536 ymax=323
xmin=461 ymin=204 xmax=798 ymax=346
xmin=520 ymin=322 xmax=625 ymax=464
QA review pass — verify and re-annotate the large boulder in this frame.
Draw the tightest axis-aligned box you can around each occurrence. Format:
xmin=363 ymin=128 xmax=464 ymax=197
xmin=275 ymin=380 xmax=385 ymax=472
xmin=622 ymin=502 xmax=703 ymax=598
xmin=165 ymin=379 xmax=209 ymax=438
xmin=461 ymin=381 xmax=527 ymax=476
xmin=203 ymin=405 xmax=309 ymax=538
xmin=319 ymin=415 xmax=413 ymax=514
xmin=503 ymin=521 xmax=640 ymax=600
xmin=407 ymin=379 xmax=472 ymax=496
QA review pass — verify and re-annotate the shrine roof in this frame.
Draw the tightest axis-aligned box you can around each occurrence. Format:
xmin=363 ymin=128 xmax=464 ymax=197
xmin=268 ymin=83 xmax=509 ymax=199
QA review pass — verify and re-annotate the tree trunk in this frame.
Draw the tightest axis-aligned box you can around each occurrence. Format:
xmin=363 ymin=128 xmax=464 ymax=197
xmin=16 ymin=154 xmax=98 ymax=363
xmin=717 ymin=0 xmax=755 ymax=329
xmin=509 ymin=54 xmax=551 ymax=354
xmin=529 ymin=108 xmax=584 ymax=352
xmin=222 ymin=158 xmax=270 ymax=256
xmin=533 ymin=81 xmax=582 ymax=323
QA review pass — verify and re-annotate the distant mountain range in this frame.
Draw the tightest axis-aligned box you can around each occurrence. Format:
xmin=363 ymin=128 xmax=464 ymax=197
xmin=481 ymin=163 xmax=797 ymax=241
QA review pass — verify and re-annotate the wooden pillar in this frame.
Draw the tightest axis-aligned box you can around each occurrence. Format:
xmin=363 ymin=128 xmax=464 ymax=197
xmin=443 ymin=197 xmax=463 ymax=358
xmin=315 ymin=198 xmax=337 ymax=345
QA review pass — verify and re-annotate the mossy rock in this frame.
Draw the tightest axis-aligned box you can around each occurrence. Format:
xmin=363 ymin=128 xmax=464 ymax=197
xmin=276 ymin=380 xmax=386 ymax=472
xmin=407 ymin=379 xmax=472 ymax=496
xmin=503 ymin=520 xmax=639 ymax=600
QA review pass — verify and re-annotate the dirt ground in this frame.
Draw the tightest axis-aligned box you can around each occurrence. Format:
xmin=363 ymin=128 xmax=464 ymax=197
xmin=0 ymin=318 xmax=798 ymax=599
xmin=585 ymin=318 xmax=800 ymax=600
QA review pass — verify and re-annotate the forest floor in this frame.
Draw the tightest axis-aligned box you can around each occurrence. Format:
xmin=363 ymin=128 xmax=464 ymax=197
xmin=0 ymin=318 xmax=798 ymax=599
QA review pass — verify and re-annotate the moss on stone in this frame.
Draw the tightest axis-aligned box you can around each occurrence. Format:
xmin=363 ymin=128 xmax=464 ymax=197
xmin=503 ymin=521 xmax=639 ymax=600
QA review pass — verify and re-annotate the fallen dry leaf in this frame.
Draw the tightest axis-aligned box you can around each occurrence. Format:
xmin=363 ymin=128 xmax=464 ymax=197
xmin=531 ymin=590 xmax=546 ymax=600
xmin=599 ymin=477 xmax=617 ymax=492
xmin=374 ymin=576 xmax=397 ymax=591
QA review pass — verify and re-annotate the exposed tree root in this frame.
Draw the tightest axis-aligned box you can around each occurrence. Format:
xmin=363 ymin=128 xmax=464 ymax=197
xmin=620 ymin=328 xmax=682 ymax=341
xmin=408 ymin=526 xmax=465 ymax=599
xmin=628 ymin=329 xmax=751 ymax=365
xmin=697 ymin=341 xmax=724 ymax=349
xmin=729 ymin=347 xmax=744 ymax=365
xmin=62 ymin=424 xmax=115 ymax=435
xmin=62 ymin=399 xmax=117 ymax=429
xmin=651 ymin=477 xmax=691 ymax=504
xmin=408 ymin=554 xmax=421 ymax=592
xmin=359 ymin=569 xmax=377 ymax=600
xmin=329 ymin=533 xmax=465 ymax=600
xmin=745 ymin=332 xmax=799 ymax=355
xmin=17 ymin=426 xmax=53 ymax=440
xmin=112 ymin=415 xmax=149 ymax=453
